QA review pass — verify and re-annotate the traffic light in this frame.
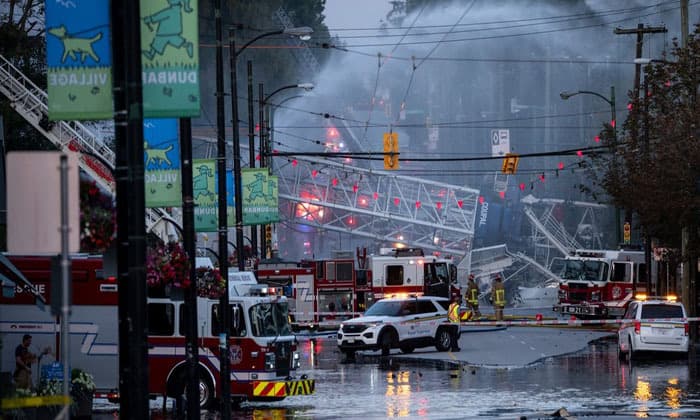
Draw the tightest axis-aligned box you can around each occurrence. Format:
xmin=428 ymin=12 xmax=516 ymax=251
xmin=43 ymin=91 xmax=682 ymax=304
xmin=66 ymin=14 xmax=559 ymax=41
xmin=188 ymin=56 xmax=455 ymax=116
xmin=501 ymin=153 xmax=519 ymax=174
xmin=383 ymin=132 xmax=399 ymax=170
xmin=265 ymin=225 xmax=272 ymax=242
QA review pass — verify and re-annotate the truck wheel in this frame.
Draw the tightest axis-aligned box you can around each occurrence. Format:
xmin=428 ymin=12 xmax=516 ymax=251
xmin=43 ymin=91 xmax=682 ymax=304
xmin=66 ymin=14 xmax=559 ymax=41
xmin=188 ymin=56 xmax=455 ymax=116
xmin=435 ymin=328 xmax=452 ymax=352
xmin=378 ymin=329 xmax=396 ymax=356
xmin=171 ymin=369 xmax=215 ymax=410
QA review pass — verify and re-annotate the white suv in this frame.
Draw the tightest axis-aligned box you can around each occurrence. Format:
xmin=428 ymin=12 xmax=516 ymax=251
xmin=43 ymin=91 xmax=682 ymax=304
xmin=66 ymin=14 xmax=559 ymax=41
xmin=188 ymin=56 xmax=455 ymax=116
xmin=336 ymin=295 xmax=458 ymax=359
xmin=618 ymin=295 xmax=689 ymax=361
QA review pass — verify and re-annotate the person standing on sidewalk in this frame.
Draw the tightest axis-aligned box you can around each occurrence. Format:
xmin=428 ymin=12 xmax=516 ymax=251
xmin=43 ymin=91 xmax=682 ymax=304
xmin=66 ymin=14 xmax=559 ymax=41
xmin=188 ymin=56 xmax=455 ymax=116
xmin=492 ymin=275 xmax=506 ymax=322
xmin=465 ymin=274 xmax=481 ymax=318
xmin=447 ymin=297 xmax=461 ymax=351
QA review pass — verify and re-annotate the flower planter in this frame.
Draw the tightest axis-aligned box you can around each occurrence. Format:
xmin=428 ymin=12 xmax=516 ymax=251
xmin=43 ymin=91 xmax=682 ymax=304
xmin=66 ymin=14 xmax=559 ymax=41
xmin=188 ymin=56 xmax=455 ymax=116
xmin=73 ymin=392 xmax=94 ymax=419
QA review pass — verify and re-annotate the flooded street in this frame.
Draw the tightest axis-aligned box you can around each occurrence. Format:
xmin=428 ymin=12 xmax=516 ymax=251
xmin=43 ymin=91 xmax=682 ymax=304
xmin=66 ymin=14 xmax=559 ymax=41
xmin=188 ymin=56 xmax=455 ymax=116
xmin=93 ymin=334 xmax=700 ymax=419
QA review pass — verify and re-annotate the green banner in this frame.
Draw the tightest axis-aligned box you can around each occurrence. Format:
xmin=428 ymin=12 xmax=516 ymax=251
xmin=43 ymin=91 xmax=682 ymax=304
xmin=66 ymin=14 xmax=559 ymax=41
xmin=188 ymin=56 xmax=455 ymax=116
xmin=140 ymin=0 xmax=200 ymax=118
xmin=242 ymin=169 xmax=280 ymax=225
xmin=144 ymin=119 xmax=181 ymax=207
xmin=46 ymin=0 xmax=112 ymax=120
xmin=193 ymin=159 xmax=233 ymax=232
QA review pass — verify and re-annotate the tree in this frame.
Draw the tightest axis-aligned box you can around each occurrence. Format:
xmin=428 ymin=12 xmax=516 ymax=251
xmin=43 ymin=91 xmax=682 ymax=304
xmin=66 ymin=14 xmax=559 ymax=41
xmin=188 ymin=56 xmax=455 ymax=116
xmin=585 ymin=24 xmax=700 ymax=292
xmin=0 ymin=0 xmax=53 ymax=152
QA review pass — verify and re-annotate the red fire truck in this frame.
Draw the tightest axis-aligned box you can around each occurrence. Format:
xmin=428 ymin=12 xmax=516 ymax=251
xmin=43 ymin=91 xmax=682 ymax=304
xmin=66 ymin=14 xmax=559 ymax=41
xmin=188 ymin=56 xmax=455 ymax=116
xmin=256 ymin=247 xmax=459 ymax=326
xmin=552 ymin=249 xmax=646 ymax=318
xmin=0 ymin=255 xmax=314 ymax=408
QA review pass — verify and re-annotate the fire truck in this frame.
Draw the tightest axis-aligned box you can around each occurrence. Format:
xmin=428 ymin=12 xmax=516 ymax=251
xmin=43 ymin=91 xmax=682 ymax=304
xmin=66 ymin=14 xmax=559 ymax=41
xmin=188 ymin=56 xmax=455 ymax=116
xmin=0 ymin=255 xmax=314 ymax=408
xmin=255 ymin=247 xmax=459 ymax=326
xmin=552 ymin=249 xmax=646 ymax=318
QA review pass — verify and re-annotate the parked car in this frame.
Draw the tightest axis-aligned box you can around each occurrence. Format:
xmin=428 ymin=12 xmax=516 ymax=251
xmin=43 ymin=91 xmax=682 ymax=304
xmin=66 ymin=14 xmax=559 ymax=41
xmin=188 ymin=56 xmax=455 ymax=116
xmin=336 ymin=295 xmax=458 ymax=359
xmin=617 ymin=295 xmax=689 ymax=361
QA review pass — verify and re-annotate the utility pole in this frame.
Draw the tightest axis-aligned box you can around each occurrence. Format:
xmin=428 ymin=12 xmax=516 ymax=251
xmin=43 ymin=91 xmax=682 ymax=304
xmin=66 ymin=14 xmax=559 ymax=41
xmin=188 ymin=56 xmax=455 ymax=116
xmin=112 ymin=0 xmax=149 ymax=417
xmin=614 ymin=23 xmax=666 ymax=296
xmin=614 ymin=24 xmax=667 ymax=100
xmin=247 ymin=61 xmax=257 ymax=256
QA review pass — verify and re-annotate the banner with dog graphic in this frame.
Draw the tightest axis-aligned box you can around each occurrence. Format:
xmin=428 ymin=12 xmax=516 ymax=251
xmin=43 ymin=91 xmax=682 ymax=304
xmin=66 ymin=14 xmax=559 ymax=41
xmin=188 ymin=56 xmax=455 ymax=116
xmin=46 ymin=0 xmax=112 ymax=120
xmin=140 ymin=0 xmax=200 ymax=118
xmin=241 ymin=169 xmax=279 ymax=225
xmin=193 ymin=159 xmax=234 ymax=232
xmin=144 ymin=119 xmax=181 ymax=207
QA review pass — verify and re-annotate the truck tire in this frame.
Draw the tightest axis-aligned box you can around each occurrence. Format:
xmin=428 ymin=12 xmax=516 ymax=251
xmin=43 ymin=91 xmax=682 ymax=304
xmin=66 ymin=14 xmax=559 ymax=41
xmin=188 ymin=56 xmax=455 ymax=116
xmin=378 ymin=329 xmax=397 ymax=356
xmin=434 ymin=327 xmax=452 ymax=352
xmin=169 ymin=367 xmax=215 ymax=410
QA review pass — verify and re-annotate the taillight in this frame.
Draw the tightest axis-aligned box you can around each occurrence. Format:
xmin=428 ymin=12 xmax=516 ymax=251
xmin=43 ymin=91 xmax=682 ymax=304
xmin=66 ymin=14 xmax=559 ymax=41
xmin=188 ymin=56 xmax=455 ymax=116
xmin=634 ymin=320 xmax=641 ymax=334
xmin=684 ymin=323 xmax=689 ymax=336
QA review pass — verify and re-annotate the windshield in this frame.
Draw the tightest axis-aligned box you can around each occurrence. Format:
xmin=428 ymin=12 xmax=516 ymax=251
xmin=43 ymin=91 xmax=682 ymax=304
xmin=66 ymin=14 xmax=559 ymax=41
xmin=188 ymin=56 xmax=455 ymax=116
xmin=558 ymin=260 xmax=608 ymax=282
xmin=365 ymin=300 xmax=412 ymax=317
xmin=248 ymin=302 xmax=292 ymax=337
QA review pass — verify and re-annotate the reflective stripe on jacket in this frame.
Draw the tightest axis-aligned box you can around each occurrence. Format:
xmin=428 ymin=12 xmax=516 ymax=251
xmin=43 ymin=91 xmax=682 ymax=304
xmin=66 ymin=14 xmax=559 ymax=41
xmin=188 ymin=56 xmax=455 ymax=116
xmin=494 ymin=289 xmax=506 ymax=306
xmin=467 ymin=287 xmax=478 ymax=305
xmin=448 ymin=303 xmax=460 ymax=323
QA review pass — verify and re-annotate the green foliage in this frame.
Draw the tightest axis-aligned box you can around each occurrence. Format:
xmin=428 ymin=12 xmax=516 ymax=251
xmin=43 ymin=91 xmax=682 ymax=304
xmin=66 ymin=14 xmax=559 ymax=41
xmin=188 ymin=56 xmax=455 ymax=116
xmin=585 ymin=25 xmax=700 ymax=251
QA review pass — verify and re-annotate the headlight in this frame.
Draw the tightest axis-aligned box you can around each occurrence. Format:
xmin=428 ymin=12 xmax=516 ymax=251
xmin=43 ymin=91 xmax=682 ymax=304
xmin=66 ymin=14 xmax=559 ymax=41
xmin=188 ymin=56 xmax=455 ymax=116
xmin=265 ymin=352 xmax=276 ymax=370
xmin=293 ymin=351 xmax=301 ymax=369
xmin=558 ymin=290 xmax=567 ymax=299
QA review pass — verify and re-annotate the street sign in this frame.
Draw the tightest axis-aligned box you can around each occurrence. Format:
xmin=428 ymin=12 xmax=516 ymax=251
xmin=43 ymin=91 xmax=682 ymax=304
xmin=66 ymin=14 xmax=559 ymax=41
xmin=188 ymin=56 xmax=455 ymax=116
xmin=491 ymin=129 xmax=510 ymax=157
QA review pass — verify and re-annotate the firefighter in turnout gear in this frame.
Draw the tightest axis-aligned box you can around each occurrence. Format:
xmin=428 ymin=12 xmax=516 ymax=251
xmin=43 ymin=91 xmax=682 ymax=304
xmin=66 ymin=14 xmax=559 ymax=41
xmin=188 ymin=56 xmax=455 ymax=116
xmin=447 ymin=297 xmax=461 ymax=351
xmin=492 ymin=275 xmax=506 ymax=322
xmin=465 ymin=274 xmax=480 ymax=318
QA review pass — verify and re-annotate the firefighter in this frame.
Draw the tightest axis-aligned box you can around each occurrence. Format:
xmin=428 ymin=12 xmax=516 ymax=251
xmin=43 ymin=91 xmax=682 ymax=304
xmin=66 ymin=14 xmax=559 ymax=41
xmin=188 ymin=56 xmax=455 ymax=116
xmin=447 ymin=297 xmax=461 ymax=351
xmin=14 ymin=334 xmax=49 ymax=390
xmin=492 ymin=275 xmax=506 ymax=322
xmin=465 ymin=274 xmax=481 ymax=318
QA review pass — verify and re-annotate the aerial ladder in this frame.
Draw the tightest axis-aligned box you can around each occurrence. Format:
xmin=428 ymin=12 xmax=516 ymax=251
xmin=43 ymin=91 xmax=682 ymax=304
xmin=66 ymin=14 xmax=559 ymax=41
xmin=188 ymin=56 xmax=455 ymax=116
xmin=0 ymin=53 xmax=178 ymax=242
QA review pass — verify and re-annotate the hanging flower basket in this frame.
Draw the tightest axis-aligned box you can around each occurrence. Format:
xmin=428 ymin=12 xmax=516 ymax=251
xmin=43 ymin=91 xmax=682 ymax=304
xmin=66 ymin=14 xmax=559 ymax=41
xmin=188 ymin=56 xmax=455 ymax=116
xmin=146 ymin=242 xmax=191 ymax=293
xmin=80 ymin=178 xmax=116 ymax=253
xmin=197 ymin=267 xmax=225 ymax=299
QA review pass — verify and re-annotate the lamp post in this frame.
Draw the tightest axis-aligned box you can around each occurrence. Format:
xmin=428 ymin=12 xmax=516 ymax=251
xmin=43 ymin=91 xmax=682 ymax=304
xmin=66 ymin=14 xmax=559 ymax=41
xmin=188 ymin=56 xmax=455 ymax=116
xmin=258 ymin=83 xmax=314 ymax=257
xmin=229 ymin=26 xmax=313 ymax=272
xmin=560 ymin=86 xmax=620 ymax=245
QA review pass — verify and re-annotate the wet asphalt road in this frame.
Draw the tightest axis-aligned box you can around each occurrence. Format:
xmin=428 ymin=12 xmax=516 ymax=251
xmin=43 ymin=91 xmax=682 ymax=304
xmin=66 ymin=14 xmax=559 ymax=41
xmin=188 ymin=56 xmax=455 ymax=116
xmin=89 ymin=327 xmax=700 ymax=420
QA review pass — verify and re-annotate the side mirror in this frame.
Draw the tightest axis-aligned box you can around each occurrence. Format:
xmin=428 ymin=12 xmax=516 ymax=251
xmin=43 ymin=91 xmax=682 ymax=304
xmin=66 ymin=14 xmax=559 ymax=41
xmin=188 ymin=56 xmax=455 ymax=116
xmin=231 ymin=305 xmax=240 ymax=333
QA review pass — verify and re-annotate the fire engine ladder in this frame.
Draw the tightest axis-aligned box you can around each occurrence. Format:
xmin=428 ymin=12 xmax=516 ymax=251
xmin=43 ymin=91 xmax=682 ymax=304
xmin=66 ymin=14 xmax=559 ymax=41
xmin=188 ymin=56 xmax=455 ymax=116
xmin=0 ymin=54 xmax=177 ymax=242
xmin=275 ymin=155 xmax=479 ymax=263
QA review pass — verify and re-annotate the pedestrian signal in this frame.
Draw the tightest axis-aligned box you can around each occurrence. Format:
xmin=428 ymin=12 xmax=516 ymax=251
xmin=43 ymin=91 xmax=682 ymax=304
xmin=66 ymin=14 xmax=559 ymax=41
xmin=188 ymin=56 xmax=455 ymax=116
xmin=501 ymin=153 xmax=519 ymax=174
xmin=383 ymin=132 xmax=399 ymax=170
xmin=265 ymin=225 xmax=272 ymax=242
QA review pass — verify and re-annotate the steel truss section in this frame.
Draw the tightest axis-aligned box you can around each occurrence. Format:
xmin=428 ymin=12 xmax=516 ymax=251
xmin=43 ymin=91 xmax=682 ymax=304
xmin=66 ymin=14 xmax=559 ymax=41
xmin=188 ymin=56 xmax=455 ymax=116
xmin=275 ymin=155 xmax=479 ymax=257
xmin=0 ymin=54 xmax=176 ymax=242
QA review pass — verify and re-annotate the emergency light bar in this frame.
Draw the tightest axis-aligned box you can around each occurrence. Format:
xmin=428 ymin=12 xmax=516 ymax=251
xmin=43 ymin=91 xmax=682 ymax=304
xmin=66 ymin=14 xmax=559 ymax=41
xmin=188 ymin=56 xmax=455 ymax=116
xmin=634 ymin=294 xmax=678 ymax=302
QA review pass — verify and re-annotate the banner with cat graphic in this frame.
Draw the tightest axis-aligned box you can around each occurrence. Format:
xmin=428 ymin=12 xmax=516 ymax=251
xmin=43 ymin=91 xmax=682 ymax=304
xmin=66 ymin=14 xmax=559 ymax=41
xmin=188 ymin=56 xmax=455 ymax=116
xmin=193 ymin=159 xmax=234 ymax=232
xmin=144 ymin=119 xmax=181 ymax=207
xmin=140 ymin=0 xmax=200 ymax=118
xmin=46 ymin=0 xmax=113 ymax=120
xmin=241 ymin=169 xmax=280 ymax=225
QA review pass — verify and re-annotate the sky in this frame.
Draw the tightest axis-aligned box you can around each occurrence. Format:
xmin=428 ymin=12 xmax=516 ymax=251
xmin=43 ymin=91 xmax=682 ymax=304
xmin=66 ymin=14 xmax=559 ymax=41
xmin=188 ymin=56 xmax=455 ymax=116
xmin=324 ymin=0 xmax=393 ymax=34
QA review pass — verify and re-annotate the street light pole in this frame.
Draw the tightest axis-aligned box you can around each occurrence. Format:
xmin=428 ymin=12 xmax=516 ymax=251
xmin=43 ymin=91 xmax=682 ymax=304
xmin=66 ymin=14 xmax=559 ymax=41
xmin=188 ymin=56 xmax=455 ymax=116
xmin=259 ymin=84 xmax=314 ymax=258
xmin=229 ymin=27 xmax=313 ymax=265
xmin=560 ymin=86 xmax=621 ymax=246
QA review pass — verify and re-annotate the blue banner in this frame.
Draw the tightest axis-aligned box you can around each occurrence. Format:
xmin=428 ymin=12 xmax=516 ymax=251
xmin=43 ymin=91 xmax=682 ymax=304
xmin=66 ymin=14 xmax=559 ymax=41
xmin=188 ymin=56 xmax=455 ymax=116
xmin=144 ymin=119 xmax=181 ymax=207
xmin=46 ymin=0 xmax=112 ymax=120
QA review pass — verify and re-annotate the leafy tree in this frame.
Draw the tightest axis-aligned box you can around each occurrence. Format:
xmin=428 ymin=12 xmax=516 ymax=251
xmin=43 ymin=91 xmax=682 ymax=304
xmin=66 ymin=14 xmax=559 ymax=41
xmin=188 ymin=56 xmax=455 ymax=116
xmin=585 ymin=25 xmax=700 ymax=291
xmin=0 ymin=0 xmax=52 ymax=151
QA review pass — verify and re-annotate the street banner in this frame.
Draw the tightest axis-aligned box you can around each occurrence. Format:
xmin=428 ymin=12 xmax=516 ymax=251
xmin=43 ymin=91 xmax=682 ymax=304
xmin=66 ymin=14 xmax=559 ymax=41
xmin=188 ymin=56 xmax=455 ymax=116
xmin=241 ymin=169 xmax=280 ymax=225
xmin=140 ymin=0 xmax=201 ymax=118
xmin=144 ymin=119 xmax=181 ymax=207
xmin=193 ymin=160 xmax=233 ymax=232
xmin=46 ymin=0 xmax=112 ymax=120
